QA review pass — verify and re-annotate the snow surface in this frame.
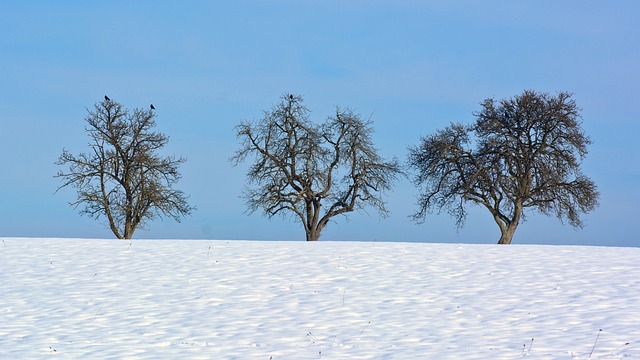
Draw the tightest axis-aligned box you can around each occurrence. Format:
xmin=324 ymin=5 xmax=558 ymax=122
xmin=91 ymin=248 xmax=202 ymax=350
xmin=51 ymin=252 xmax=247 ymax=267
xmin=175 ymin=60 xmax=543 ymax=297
xmin=1 ymin=238 xmax=639 ymax=359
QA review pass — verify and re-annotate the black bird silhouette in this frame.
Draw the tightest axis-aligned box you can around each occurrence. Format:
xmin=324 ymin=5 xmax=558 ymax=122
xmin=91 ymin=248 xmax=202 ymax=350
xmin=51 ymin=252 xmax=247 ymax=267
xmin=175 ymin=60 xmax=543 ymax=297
xmin=150 ymin=104 xmax=155 ymax=110
xmin=289 ymin=94 xmax=293 ymax=100
xmin=104 ymin=95 xmax=111 ymax=101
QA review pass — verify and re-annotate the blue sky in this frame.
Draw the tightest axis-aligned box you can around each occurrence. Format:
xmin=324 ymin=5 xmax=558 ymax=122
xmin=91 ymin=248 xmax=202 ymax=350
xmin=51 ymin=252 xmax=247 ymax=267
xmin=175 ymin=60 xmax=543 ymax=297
xmin=1 ymin=1 xmax=638 ymax=246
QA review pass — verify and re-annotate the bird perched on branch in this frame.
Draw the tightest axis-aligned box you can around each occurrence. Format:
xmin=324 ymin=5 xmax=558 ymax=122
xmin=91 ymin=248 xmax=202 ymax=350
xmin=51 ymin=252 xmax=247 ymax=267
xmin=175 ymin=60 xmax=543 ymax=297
xmin=104 ymin=95 xmax=111 ymax=101
xmin=150 ymin=104 xmax=155 ymax=110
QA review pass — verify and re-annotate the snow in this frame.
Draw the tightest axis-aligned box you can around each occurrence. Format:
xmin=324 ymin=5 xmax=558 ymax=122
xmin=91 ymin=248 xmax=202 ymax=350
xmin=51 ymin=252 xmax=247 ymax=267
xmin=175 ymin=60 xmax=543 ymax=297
xmin=1 ymin=238 xmax=639 ymax=359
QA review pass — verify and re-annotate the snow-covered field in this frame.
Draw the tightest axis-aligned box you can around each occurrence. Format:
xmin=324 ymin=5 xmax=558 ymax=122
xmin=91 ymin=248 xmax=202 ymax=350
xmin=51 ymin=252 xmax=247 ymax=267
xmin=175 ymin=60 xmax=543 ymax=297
xmin=1 ymin=238 xmax=638 ymax=359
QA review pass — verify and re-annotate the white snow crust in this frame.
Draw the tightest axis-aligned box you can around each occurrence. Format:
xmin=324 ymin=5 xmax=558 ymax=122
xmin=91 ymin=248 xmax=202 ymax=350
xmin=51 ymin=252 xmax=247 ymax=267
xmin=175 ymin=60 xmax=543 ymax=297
xmin=1 ymin=238 xmax=638 ymax=359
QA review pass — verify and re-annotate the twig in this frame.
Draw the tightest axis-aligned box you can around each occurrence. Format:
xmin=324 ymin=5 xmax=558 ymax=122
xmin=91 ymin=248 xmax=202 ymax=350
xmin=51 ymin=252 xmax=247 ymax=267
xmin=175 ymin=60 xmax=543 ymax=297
xmin=93 ymin=306 xmax=103 ymax=321
xmin=358 ymin=321 xmax=371 ymax=337
xmin=306 ymin=332 xmax=318 ymax=343
xmin=588 ymin=329 xmax=602 ymax=358
xmin=521 ymin=338 xmax=534 ymax=357
xmin=604 ymin=342 xmax=630 ymax=357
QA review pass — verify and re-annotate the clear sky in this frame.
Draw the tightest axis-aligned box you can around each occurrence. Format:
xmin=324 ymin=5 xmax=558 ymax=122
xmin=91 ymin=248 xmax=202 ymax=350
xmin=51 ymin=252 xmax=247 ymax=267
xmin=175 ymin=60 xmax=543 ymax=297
xmin=1 ymin=1 xmax=638 ymax=246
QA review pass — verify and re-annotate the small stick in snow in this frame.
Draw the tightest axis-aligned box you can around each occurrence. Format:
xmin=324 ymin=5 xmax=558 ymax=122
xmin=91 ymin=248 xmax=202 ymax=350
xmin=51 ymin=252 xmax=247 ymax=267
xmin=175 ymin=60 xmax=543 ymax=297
xmin=527 ymin=338 xmax=534 ymax=355
xmin=306 ymin=332 xmax=318 ymax=343
xmin=93 ymin=306 xmax=103 ymax=321
xmin=605 ymin=342 xmax=630 ymax=357
xmin=588 ymin=329 xmax=602 ymax=358
xmin=358 ymin=321 xmax=371 ymax=337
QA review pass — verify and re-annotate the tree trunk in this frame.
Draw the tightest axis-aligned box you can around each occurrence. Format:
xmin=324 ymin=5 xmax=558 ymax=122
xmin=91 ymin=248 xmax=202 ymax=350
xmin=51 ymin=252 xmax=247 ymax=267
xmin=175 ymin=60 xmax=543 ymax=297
xmin=494 ymin=205 xmax=522 ymax=245
xmin=497 ymin=207 xmax=522 ymax=244
xmin=497 ymin=223 xmax=518 ymax=244
xmin=304 ymin=199 xmax=324 ymax=241
xmin=305 ymin=219 xmax=325 ymax=241
xmin=306 ymin=230 xmax=321 ymax=241
xmin=123 ymin=219 xmax=136 ymax=239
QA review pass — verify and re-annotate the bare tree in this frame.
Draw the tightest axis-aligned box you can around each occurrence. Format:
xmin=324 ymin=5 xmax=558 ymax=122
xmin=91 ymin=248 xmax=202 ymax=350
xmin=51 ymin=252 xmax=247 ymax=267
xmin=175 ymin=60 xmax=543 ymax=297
xmin=232 ymin=94 xmax=401 ymax=241
xmin=56 ymin=98 xmax=194 ymax=239
xmin=408 ymin=90 xmax=599 ymax=244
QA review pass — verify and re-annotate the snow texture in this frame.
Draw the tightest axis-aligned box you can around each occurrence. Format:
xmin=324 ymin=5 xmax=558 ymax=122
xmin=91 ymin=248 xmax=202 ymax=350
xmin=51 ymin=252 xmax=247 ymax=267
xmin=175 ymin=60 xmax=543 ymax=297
xmin=1 ymin=238 xmax=639 ymax=359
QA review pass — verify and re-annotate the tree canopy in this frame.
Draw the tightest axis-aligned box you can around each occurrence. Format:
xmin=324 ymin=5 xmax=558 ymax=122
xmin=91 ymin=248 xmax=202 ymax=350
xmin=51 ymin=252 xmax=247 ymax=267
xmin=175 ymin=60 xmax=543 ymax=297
xmin=56 ymin=98 xmax=194 ymax=239
xmin=408 ymin=90 xmax=599 ymax=244
xmin=232 ymin=94 xmax=401 ymax=241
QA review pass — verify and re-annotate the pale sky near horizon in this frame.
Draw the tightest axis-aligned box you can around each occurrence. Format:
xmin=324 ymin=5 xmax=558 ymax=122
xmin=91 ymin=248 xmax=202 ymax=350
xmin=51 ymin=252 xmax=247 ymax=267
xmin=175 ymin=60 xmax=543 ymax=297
xmin=1 ymin=1 xmax=638 ymax=246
